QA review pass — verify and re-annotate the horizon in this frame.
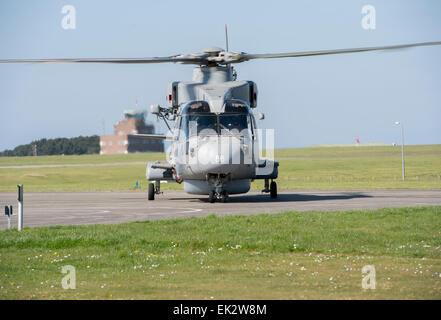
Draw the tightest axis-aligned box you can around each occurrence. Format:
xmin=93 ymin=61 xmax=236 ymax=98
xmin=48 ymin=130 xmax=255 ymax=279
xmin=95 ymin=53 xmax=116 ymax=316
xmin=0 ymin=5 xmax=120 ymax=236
xmin=2 ymin=134 xmax=440 ymax=156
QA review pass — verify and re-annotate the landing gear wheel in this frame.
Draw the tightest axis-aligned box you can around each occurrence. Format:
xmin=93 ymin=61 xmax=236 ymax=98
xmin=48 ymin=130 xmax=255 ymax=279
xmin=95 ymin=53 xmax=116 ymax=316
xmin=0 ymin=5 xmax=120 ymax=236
xmin=148 ymin=183 xmax=155 ymax=201
xmin=270 ymin=181 xmax=277 ymax=199
xmin=208 ymin=191 xmax=216 ymax=203
xmin=220 ymin=191 xmax=229 ymax=203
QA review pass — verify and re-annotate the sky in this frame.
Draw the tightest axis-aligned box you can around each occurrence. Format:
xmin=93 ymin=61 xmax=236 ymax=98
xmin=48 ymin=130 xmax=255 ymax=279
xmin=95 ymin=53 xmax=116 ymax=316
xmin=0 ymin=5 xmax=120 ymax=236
xmin=0 ymin=0 xmax=440 ymax=151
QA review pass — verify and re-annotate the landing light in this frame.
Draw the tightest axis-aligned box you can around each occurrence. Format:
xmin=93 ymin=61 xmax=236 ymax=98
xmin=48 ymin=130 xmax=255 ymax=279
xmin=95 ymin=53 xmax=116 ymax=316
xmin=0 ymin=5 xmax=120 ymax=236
xmin=150 ymin=104 xmax=160 ymax=115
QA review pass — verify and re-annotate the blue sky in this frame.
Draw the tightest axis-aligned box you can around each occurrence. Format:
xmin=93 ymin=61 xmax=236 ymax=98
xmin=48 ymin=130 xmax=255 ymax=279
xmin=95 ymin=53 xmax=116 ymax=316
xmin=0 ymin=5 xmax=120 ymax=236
xmin=0 ymin=0 xmax=440 ymax=150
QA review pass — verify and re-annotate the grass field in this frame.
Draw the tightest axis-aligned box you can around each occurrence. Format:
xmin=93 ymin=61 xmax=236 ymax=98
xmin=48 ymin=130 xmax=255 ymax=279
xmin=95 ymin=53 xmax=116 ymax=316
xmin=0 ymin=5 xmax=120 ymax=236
xmin=0 ymin=206 xmax=440 ymax=299
xmin=0 ymin=144 xmax=440 ymax=192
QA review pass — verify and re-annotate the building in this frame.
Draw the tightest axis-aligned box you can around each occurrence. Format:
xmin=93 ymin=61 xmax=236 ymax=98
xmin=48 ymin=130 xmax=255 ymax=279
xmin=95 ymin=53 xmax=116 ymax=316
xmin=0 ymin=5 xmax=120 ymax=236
xmin=99 ymin=110 xmax=164 ymax=154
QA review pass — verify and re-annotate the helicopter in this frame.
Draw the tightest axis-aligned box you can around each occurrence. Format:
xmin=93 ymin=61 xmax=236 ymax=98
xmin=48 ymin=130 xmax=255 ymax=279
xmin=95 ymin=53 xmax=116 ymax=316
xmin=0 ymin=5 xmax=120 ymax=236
xmin=1 ymin=33 xmax=440 ymax=203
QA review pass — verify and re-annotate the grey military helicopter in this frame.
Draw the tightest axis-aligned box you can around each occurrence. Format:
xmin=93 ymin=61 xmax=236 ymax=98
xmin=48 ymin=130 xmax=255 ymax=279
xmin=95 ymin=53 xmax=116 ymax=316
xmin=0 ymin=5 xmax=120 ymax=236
xmin=1 ymin=34 xmax=440 ymax=202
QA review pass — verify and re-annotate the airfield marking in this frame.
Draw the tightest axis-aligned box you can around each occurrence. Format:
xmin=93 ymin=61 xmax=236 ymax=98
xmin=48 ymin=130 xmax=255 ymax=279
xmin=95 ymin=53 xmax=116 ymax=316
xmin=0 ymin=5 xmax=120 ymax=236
xmin=150 ymin=207 xmax=203 ymax=214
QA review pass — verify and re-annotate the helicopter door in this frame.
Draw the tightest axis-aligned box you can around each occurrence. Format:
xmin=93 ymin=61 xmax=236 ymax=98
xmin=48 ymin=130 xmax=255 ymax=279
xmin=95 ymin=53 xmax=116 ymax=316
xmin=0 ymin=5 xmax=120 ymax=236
xmin=172 ymin=116 xmax=183 ymax=163
xmin=250 ymin=115 xmax=258 ymax=165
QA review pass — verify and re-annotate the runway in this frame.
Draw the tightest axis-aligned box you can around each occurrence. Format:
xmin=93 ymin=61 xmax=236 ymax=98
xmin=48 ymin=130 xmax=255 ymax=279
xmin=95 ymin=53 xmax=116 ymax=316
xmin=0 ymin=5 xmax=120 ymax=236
xmin=0 ymin=190 xmax=440 ymax=229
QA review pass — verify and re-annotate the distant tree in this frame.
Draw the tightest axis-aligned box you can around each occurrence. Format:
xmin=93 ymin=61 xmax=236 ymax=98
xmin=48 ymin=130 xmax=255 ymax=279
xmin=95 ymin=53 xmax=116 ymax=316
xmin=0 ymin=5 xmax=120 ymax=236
xmin=0 ymin=136 xmax=100 ymax=156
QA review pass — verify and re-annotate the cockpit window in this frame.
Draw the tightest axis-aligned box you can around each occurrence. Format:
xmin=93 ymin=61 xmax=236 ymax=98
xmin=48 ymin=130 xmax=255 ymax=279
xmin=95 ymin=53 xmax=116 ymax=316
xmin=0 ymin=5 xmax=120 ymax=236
xmin=219 ymin=114 xmax=249 ymax=133
xmin=181 ymin=101 xmax=211 ymax=115
xmin=183 ymin=114 xmax=218 ymax=137
xmin=224 ymin=100 xmax=249 ymax=113
xmin=179 ymin=100 xmax=253 ymax=138
xmin=182 ymin=113 xmax=253 ymax=138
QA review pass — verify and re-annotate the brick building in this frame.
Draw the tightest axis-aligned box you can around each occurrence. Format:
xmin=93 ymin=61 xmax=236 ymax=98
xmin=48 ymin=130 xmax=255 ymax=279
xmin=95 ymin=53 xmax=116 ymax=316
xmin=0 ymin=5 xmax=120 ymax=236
xmin=99 ymin=110 xmax=164 ymax=154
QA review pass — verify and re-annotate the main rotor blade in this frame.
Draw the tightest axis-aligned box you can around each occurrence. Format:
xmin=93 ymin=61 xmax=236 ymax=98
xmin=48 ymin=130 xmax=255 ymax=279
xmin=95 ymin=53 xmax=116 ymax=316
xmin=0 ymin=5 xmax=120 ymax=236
xmin=242 ymin=41 xmax=441 ymax=61
xmin=1 ymin=41 xmax=440 ymax=66
xmin=0 ymin=55 xmax=206 ymax=64
xmin=130 ymin=133 xmax=172 ymax=140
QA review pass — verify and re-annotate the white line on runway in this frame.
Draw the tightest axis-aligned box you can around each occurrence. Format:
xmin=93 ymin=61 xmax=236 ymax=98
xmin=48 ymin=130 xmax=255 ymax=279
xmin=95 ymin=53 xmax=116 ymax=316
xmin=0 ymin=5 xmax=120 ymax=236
xmin=148 ymin=207 xmax=203 ymax=214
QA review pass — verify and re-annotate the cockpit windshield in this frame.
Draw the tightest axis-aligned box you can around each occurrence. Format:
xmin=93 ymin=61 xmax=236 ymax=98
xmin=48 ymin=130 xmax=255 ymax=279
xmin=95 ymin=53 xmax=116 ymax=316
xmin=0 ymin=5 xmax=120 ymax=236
xmin=183 ymin=114 xmax=218 ymax=137
xmin=182 ymin=113 xmax=252 ymax=138
xmin=179 ymin=100 xmax=254 ymax=138
xmin=219 ymin=114 xmax=249 ymax=133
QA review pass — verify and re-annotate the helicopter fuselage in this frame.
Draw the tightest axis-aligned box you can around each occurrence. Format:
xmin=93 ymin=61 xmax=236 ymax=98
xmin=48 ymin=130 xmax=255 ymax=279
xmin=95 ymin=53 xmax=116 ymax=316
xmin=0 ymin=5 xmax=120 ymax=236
xmin=146 ymin=65 xmax=278 ymax=201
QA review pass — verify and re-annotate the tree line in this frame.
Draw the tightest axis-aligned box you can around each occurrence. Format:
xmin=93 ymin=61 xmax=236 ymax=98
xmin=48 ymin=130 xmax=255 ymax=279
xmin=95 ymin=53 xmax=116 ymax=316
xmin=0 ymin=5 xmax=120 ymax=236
xmin=0 ymin=136 xmax=100 ymax=156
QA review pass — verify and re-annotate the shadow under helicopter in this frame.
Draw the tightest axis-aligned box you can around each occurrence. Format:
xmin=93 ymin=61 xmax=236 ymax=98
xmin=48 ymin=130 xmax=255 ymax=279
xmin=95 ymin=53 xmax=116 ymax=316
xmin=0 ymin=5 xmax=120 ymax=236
xmin=168 ymin=192 xmax=372 ymax=203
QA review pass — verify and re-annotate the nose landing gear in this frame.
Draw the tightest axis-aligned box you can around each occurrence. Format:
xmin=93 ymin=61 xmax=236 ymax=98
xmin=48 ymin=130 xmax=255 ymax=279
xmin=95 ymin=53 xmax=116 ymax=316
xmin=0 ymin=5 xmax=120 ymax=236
xmin=209 ymin=190 xmax=216 ymax=203
xmin=220 ymin=190 xmax=229 ymax=203
xmin=206 ymin=173 xmax=230 ymax=203
xmin=208 ymin=190 xmax=229 ymax=203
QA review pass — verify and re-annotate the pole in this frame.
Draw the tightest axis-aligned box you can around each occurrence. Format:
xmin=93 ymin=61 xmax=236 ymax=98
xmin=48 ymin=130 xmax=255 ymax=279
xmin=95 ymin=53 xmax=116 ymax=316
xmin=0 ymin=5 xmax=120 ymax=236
xmin=400 ymin=124 xmax=405 ymax=181
xmin=225 ymin=24 xmax=229 ymax=52
xmin=17 ymin=184 xmax=23 ymax=231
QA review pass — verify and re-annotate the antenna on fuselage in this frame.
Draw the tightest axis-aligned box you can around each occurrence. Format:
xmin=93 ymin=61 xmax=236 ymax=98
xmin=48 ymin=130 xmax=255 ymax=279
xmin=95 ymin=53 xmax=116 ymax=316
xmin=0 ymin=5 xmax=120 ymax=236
xmin=225 ymin=24 xmax=229 ymax=52
xmin=225 ymin=24 xmax=236 ymax=78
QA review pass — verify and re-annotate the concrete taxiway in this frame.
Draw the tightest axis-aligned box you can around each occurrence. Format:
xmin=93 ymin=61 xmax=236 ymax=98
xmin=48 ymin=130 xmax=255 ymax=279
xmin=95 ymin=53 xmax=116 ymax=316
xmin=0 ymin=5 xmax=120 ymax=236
xmin=0 ymin=190 xmax=440 ymax=229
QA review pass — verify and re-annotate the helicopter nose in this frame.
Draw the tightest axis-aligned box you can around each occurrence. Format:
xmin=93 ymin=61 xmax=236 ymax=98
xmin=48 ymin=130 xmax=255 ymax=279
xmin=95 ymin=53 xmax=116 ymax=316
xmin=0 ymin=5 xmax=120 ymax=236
xmin=196 ymin=140 xmax=233 ymax=166
xmin=194 ymin=137 xmax=246 ymax=171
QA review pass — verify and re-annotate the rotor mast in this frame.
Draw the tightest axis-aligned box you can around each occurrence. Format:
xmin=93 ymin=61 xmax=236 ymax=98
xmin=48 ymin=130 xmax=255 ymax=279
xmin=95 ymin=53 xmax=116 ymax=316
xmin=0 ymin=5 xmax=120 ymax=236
xmin=192 ymin=47 xmax=235 ymax=83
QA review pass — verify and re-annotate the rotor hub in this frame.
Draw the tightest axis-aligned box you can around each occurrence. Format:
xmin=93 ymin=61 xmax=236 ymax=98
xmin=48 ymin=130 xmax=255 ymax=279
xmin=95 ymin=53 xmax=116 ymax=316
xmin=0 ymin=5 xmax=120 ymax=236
xmin=202 ymin=47 xmax=224 ymax=56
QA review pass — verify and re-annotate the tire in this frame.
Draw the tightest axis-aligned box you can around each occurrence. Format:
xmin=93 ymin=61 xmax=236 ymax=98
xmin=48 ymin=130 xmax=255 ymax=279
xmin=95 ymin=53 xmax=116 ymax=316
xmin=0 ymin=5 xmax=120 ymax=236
xmin=270 ymin=181 xmax=277 ymax=199
xmin=220 ymin=191 xmax=228 ymax=203
xmin=208 ymin=191 xmax=216 ymax=203
xmin=148 ymin=183 xmax=155 ymax=201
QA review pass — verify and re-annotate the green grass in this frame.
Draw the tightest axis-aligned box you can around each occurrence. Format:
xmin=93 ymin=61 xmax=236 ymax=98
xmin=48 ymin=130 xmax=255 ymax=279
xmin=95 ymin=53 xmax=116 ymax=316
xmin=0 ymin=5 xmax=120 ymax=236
xmin=0 ymin=145 xmax=440 ymax=192
xmin=1 ymin=206 xmax=440 ymax=299
xmin=0 ymin=152 xmax=165 ymax=166
xmin=269 ymin=145 xmax=441 ymax=190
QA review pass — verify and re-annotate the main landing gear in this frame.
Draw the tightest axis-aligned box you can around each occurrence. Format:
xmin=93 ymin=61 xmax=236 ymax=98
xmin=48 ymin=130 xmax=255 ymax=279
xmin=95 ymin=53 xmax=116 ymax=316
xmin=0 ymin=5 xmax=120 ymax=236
xmin=148 ymin=181 xmax=162 ymax=200
xmin=262 ymin=178 xmax=277 ymax=199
